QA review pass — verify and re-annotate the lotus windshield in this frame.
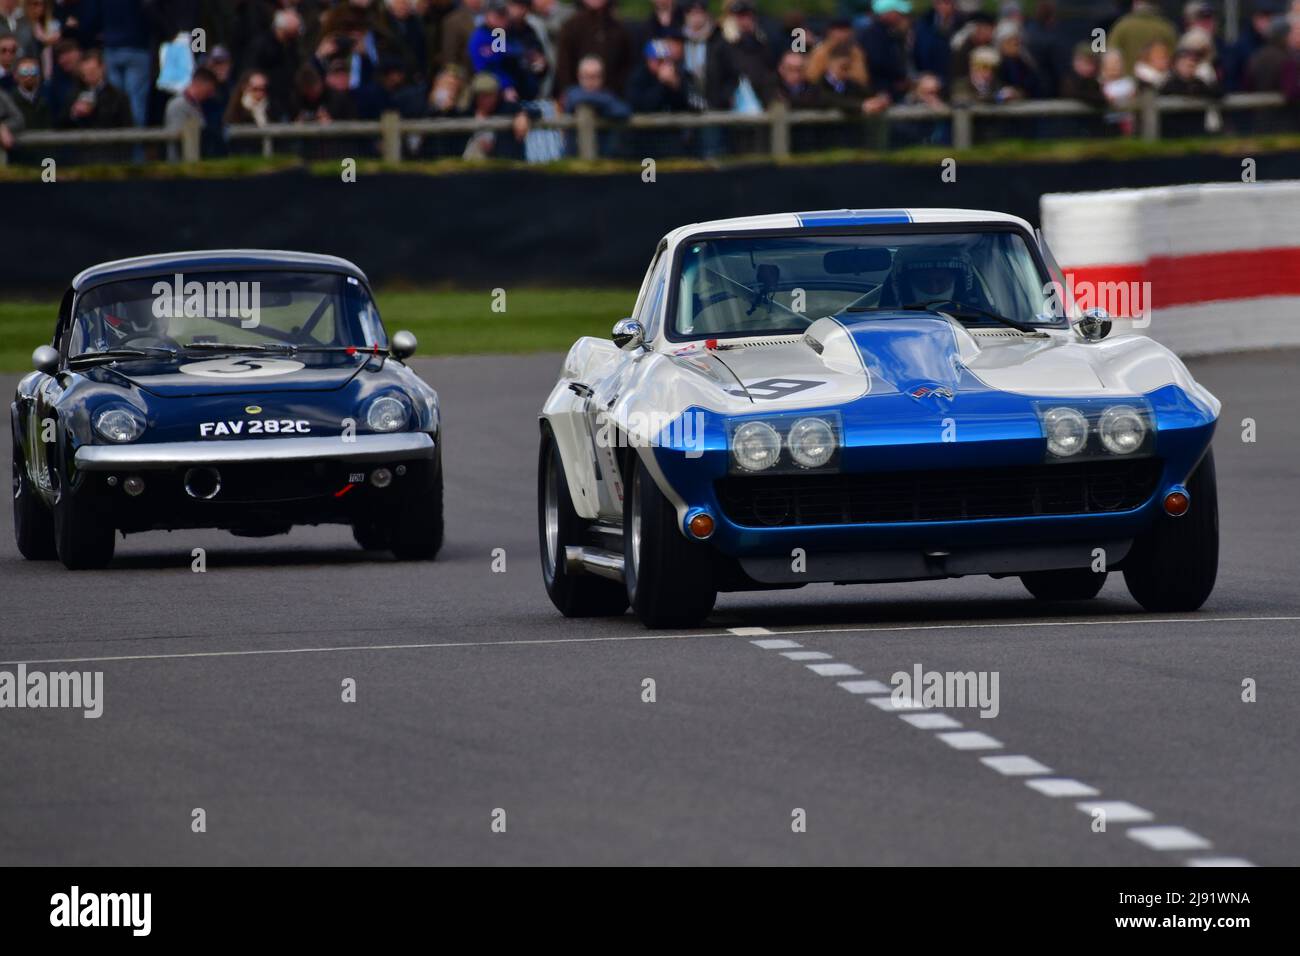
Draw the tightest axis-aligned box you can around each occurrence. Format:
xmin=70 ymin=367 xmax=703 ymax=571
xmin=671 ymin=230 xmax=1063 ymax=339
xmin=68 ymin=271 xmax=388 ymax=358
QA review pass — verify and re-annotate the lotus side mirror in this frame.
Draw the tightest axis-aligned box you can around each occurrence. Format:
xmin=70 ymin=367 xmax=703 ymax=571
xmin=390 ymin=330 xmax=417 ymax=360
xmin=1073 ymin=308 xmax=1112 ymax=342
xmin=612 ymin=318 xmax=646 ymax=351
xmin=32 ymin=345 xmax=59 ymax=375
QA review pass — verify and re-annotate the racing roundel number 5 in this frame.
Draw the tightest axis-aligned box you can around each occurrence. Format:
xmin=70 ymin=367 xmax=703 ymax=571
xmin=207 ymin=358 xmax=267 ymax=374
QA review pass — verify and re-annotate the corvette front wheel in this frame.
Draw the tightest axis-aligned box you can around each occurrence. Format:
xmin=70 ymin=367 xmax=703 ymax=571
xmin=1020 ymin=568 xmax=1107 ymax=601
xmin=538 ymin=428 xmax=628 ymax=617
xmin=624 ymin=456 xmax=716 ymax=628
xmin=53 ymin=486 xmax=115 ymax=570
xmin=1123 ymin=449 xmax=1218 ymax=612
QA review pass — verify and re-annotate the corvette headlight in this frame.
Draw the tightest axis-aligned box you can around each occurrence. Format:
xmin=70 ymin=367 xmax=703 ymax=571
xmin=1099 ymin=404 xmax=1146 ymax=455
xmin=94 ymin=406 xmax=145 ymax=443
xmin=731 ymin=421 xmax=782 ymax=472
xmin=1042 ymin=406 xmax=1088 ymax=458
xmin=788 ymin=417 xmax=837 ymax=468
xmin=365 ymin=394 xmax=410 ymax=433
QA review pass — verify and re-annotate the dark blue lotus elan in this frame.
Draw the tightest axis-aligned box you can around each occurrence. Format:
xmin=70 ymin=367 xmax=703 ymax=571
xmin=11 ymin=250 xmax=442 ymax=569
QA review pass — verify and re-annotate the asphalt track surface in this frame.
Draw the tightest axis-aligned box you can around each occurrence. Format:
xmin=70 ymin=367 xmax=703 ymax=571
xmin=1 ymin=350 xmax=1297 ymax=866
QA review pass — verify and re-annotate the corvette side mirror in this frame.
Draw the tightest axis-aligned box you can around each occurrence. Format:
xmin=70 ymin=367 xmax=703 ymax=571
xmin=32 ymin=345 xmax=59 ymax=375
xmin=612 ymin=318 xmax=646 ymax=351
xmin=1072 ymin=308 xmax=1112 ymax=342
xmin=390 ymin=330 xmax=417 ymax=360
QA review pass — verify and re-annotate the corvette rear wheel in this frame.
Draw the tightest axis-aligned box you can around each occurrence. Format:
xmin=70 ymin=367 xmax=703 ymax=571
xmin=538 ymin=428 xmax=628 ymax=617
xmin=624 ymin=456 xmax=716 ymax=628
xmin=12 ymin=437 xmax=56 ymax=560
xmin=389 ymin=448 xmax=444 ymax=560
xmin=1124 ymin=449 xmax=1218 ymax=612
xmin=1020 ymin=568 xmax=1107 ymax=601
xmin=53 ymin=485 xmax=115 ymax=570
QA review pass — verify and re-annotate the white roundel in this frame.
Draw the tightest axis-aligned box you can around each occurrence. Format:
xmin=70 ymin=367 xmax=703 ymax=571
xmin=178 ymin=358 xmax=305 ymax=378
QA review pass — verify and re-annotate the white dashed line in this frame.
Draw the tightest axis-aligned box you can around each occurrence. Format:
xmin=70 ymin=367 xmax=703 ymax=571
xmin=867 ymin=695 xmax=927 ymax=711
xmin=899 ymin=712 xmax=963 ymax=729
xmin=836 ymin=679 xmax=892 ymax=694
xmin=1187 ymin=857 xmax=1256 ymax=867
xmin=936 ymin=731 xmax=1003 ymax=751
xmin=1076 ymin=801 xmax=1154 ymax=823
xmin=750 ymin=638 xmax=802 ymax=649
xmin=781 ymin=650 xmax=832 ymax=661
xmin=981 ymin=755 xmax=1053 ymax=776
xmin=729 ymin=627 xmax=773 ymax=637
xmin=805 ymin=662 xmax=862 ymax=677
xmin=1127 ymin=826 xmax=1212 ymax=851
xmin=1025 ymin=778 xmax=1100 ymax=798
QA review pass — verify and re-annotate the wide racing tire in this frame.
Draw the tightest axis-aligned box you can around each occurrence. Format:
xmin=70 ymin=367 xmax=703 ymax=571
xmin=389 ymin=447 xmax=444 ymax=561
xmin=538 ymin=427 xmax=629 ymax=617
xmin=1123 ymin=449 xmax=1218 ymax=612
xmin=53 ymin=483 xmax=115 ymax=570
xmin=1020 ymin=568 xmax=1108 ymax=601
xmin=624 ymin=455 xmax=716 ymax=628
xmin=13 ymin=436 xmax=56 ymax=560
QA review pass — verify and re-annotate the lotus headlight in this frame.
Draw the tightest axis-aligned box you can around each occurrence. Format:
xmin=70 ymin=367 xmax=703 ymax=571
xmin=788 ymin=417 xmax=837 ymax=468
xmin=731 ymin=420 xmax=781 ymax=472
xmin=94 ymin=406 xmax=145 ymax=443
xmin=1099 ymin=404 xmax=1147 ymax=455
xmin=1042 ymin=406 xmax=1088 ymax=458
xmin=365 ymin=394 xmax=410 ymax=433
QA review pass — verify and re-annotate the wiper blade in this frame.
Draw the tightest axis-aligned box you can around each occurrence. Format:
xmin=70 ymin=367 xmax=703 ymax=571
xmin=68 ymin=347 xmax=178 ymax=364
xmin=902 ymin=300 xmax=1039 ymax=333
xmin=182 ymin=342 xmax=295 ymax=354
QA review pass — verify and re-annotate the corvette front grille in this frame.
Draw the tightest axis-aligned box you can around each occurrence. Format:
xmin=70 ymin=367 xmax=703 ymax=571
xmin=715 ymin=459 xmax=1162 ymax=527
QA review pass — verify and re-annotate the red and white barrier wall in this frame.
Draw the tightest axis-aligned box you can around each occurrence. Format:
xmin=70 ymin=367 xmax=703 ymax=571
xmin=1040 ymin=181 xmax=1300 ymax=355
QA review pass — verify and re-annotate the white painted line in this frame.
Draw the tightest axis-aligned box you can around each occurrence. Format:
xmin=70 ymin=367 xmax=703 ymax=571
xmin=936 ymin=731 xmax=1003 ymax=751
xmin=899 ymin=713 xmax=962 ymax=729
xmin=836 ymin=679 xmax=891 ymax=695
xmin=1187 ymin=857 xmax=1256 ymax=867
xmin=1025 ymin=778 xmax=1100 ymax=798
xmin=1127 ymin=826 xmax=1212 ymax=851
xmin=867 ymin=695 xmax=927 ymax=711
xmin=750 ymin=638 xmax=802 ymax=650
xmin=729 ymin=627 xmax=773 ymax=636
xmin=9 ymin=615 xmax=1298 ymax=667
xmin=781 ymin=650 xmax=831 ymax=661
xmin=1076 ymin=801 xmax=1153 ymax=823
xmin=806 ymin=662 xmax=862 ymax=677
xmin=981 ymin=755 xmax=1052 ymax=776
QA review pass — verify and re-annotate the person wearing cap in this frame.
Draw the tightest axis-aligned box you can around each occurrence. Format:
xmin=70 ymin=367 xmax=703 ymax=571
xmin=949 ymin=11 xmax=995 ymax=82
xmin=993 ymin=19 xmax=1041 ymax=98
xmin=913 ymin=0 xmax=959 ymax=90
xmin=951 ymin=44 xmax=1002 ymax=104
xmin=555 ymin=0 xmax=636 ymax=96
xmin=857 ymin=0 xmax=912 ymax=101
xmin=1223 ymin=0 xmax=1281 ymax=91
xmin=805 ymin=18 xmax=868 ymax=87
xmin=1059 ymin=41 xmax=1105 ymax=108
xmin=626 ymin=29 xmax=702 ymax=112
xmin=1109 ymin=0 xmax=1179 ymax=74
xmin=462 ymin=68 xmax=535 ymax=159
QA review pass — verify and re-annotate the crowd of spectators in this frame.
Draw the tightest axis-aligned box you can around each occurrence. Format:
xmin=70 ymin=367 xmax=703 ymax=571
xmin=1 ymin=0 xmax=1299 ymax=161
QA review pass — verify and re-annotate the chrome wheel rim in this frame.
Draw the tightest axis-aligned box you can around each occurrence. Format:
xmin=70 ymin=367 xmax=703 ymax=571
xmin=543 ymin=447 xmax=560 ymax=576
xmin=630 ymin=468 xmax=642 ymax=581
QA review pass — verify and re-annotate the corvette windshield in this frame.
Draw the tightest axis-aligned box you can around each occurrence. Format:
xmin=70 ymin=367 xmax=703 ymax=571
xmin=671 ymin=230 xmax=1061 ymax=339
xmin=69 ymin=271 xmax=387 ymax=358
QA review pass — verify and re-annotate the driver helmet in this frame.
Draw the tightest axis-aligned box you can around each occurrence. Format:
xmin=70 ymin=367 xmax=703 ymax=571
xmin=891 ymin=246 xmax=975 ymax=306
xmin=106 ymin=301 xmax=170 ymax=341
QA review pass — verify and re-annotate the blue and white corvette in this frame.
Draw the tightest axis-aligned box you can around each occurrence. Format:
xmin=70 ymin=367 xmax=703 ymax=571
xmin=539 ymin=208 xmax=1219 ymax=627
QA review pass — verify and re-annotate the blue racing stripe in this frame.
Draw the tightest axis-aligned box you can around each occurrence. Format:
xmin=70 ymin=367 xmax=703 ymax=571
xmin=795 ymin=209 xmax=912 ymax=227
